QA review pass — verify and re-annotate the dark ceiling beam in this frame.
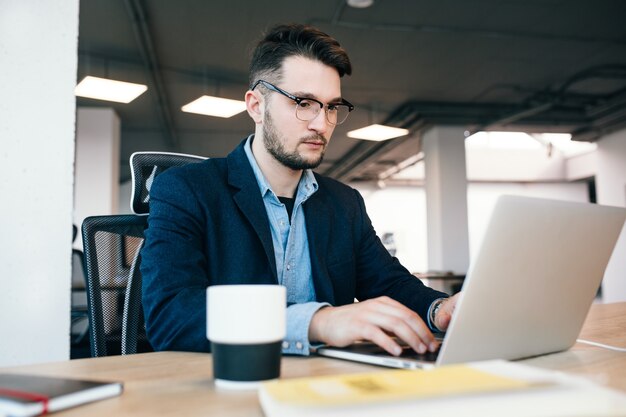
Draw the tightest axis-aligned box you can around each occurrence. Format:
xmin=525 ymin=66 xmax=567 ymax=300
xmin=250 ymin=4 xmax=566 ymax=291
xmin=310 ymin=19 xmax=626 ymax=47
xmin=572 ymin=117 xmax=626 ymax=142
xmin=572 ymin=105 xmax=626 ymax=142
xmin=379 ymin=101 xmax=590 ymax=127
xmin=77 ymin=50 xmax=249 ymax=86
xmin=123 ymin=0 xmax=180 ymax=150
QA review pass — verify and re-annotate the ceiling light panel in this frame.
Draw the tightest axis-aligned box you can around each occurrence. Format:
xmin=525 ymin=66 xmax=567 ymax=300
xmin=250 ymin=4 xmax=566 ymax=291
xmin=181 ymin=96 xmax=247 ymax=118
xmin=347 ymin=124 xmax=409 ymax=141
xmin=75 ymin=76 xmax=147 ymax=103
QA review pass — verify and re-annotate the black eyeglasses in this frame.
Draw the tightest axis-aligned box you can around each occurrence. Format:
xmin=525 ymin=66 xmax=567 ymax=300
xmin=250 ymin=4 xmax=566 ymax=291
xmin=251 ymin=80 xmax=354 ymax=126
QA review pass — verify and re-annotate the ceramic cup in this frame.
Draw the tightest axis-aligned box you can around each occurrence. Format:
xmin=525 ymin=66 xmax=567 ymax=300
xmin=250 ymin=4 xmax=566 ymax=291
xmin=206 ymin=284 xmax=286 ymax=390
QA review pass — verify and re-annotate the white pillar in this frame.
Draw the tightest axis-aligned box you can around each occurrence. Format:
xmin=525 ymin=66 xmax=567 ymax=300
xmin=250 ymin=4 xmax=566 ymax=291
xmin=0 ymin=0 xmax=79 ymax=366
xmin=422 ymin=126 xmax=470 ymax=291
xmin=74 ymin=108 xmax=121 ymax=248
xmin=595 ymin=128 xmax=626 ymax=302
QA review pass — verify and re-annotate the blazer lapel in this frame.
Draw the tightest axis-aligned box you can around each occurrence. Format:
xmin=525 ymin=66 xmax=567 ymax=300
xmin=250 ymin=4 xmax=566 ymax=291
xmin=304 ymin=190 xmax=335 ymax=305
xmin=227 ymin=142 xmax=277 ymax=281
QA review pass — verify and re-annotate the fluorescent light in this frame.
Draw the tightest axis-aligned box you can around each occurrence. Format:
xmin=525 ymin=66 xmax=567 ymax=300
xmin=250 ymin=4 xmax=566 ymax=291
xmin=75 ymin=76 xmax=147 ymax=103
xmin=181 ymin=95 xmax=247 ymax=118
xmin=347 ymin=0 xmax=374 ymax=7
xmin=347 ymin=124 xmax=409 ymax=141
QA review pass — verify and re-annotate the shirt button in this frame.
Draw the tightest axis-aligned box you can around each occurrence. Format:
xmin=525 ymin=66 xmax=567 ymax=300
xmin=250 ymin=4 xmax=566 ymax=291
xmin=282 ymin=341 xmax=289 ymax=349
xmin=286 ymin=264 xmax=291 ymax=271
xmin=296 ymin=342 xmax=303 ymax=350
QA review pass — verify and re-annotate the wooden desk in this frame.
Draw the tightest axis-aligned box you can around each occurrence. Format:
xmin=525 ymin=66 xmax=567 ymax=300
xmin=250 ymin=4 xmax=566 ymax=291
xmin=2 ymin=302 xmax=625 ymax=417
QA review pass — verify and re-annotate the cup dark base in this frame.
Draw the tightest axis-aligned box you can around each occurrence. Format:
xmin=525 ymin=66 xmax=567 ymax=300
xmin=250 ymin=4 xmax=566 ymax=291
xmin=211 ymin=340 xmax=282 ymax=384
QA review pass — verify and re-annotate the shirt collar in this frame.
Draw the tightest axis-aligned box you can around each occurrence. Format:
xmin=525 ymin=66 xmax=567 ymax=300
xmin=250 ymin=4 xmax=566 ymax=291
xmin=243 ymin=134 xmax=318 ymax=200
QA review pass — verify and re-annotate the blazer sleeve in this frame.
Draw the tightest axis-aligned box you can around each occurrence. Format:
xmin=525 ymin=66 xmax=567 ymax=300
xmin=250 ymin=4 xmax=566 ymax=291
xmin=351 ymin=188 xmax=448 ymax=321
xmin=140 ymin=169 xmax=212 ymax=352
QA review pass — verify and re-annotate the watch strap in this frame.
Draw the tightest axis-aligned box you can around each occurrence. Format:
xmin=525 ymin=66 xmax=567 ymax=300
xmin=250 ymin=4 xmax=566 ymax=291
xmin=429 ymin=298 xmax=447 ymax=332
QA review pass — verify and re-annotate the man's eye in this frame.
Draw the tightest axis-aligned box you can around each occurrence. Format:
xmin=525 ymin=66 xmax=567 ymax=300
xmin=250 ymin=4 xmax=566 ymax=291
xmin=298 ymin=100 xmax=313 ymax=109
xmin=327 ymin=104 xmax=338 ymax=111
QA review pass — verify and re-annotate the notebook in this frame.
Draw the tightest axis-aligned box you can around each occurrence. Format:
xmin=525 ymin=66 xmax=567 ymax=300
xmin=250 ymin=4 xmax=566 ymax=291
xmin=316 ymin=195 xmax=626 ymax=369
xmin=0 ymin=373 xmax=123 ymax=417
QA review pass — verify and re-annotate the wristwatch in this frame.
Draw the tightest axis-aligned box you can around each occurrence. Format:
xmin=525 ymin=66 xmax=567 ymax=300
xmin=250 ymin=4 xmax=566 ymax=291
xmin=430 ymin=298 xmax=446 ymax=331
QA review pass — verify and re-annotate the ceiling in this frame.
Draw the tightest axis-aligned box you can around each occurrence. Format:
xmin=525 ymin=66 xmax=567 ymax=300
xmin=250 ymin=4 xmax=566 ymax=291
xmin=77 ymin=0 xmax=626 ymax=183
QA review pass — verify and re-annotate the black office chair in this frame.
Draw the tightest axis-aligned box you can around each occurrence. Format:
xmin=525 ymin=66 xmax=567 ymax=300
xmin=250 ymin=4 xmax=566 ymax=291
xmin=70 ymin=225 xmax=90 ymax=351
xmin=82 ymin=215 xmax=148 ymax=357
xmin=124 ymin=151 xmax=207 ymax=355
xmin=82 ymin=151 xmax=206 ymax=357
xmin=129 ymin=151 xmax=208 ymax=216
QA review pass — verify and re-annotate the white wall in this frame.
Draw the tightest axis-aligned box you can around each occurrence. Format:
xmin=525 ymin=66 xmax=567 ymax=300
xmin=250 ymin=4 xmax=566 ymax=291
xmin=466 ymin=148 xmax=566 ymax=182
xmin=119 ymin=180 xmax=133 ymax=215
xmin=595 ymin=128 xmax=626 ymax=302
xmin=0 ymin=0 xmax=79 ymax=366
xmin=74 ymin=108 xmax=121 ymax=249
xmin=355 ymin=182 xmax=589 ymax=276
xmin=566 ymin=151 xmax=597 ymax=181
xmin=466 ymin=182 xmax=589 ymax=257
xmin=355 ymin=184 xmax=428 ymax=273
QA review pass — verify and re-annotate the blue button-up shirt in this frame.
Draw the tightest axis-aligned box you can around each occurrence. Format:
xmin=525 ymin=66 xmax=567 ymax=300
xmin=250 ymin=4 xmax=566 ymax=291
xmin=244 ymin=135 xmax=329 ymax=355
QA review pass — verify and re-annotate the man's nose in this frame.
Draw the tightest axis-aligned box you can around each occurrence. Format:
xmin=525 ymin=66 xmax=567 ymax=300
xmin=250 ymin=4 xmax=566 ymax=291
xmin=307 ymin=109 xmax=329 ymax=135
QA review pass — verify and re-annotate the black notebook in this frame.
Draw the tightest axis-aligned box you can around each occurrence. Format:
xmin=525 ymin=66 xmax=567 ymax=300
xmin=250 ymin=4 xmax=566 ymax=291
xmin=0 ymin=374 xmax=123 ymax=417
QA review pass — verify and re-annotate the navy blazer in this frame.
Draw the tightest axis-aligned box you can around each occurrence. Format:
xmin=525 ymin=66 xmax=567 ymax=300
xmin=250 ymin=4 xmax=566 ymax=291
xmin=141 ymin=139 xmax=447 ymax=352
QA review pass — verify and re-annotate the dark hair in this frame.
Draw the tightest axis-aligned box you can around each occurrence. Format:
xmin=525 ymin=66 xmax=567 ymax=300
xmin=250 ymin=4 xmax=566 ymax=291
xmin=249 ymin=23 xmax=352 ymax=87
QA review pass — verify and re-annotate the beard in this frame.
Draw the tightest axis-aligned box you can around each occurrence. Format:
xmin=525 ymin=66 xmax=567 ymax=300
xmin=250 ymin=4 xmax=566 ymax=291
xmin=262 ymin=111 xmax=327 ymax=171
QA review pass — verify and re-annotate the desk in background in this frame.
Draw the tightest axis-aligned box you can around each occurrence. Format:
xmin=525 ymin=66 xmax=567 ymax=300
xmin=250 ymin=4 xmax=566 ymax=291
xmin=413 ymin=271 xmax=465 ymax=294
xmin=1 ymin=302 xmax=625 ymax=417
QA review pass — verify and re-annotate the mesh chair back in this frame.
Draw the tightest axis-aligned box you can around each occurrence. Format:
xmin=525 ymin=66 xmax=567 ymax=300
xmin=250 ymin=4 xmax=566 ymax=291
xmin=130 ymin=151 xmax=207 ymax=215
xmin=82 ymin=215 xmax=149 ymax=357
xmin=70 ymin=249 xmax=89 ymax=346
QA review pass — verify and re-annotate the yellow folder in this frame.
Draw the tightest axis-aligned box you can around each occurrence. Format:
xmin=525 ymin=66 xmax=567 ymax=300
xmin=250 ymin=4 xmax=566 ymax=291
xmin=261 ymin=362 xmax=544 ymax=407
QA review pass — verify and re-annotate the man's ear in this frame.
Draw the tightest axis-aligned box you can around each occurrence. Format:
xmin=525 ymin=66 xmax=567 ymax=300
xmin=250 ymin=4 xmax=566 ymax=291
xmin=245 ymin=90 xmax=263 ymax=124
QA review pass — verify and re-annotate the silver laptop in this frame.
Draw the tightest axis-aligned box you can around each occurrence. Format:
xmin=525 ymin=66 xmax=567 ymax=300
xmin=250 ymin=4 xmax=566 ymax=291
xmin=316 ymin=195 xmax=626 ymax=369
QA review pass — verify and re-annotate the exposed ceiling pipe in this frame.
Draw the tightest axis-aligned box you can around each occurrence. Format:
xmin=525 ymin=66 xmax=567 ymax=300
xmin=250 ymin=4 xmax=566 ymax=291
xmin=333 ymin=136 xmax=415 ymax=182
xmin=586 ymin=89 xmax=626 ymax=118
xmin=332 ymin=120 xmax=427 ymax=182
xmin=556 ymin=64 xmax=626 ymax=95
xmin=474 ymin=102 xmax=554 ymax=133
xmin=377 ymin=152 xmax=424 ymax=182
xmin=124 ymin=0 xmax=180 ymax=150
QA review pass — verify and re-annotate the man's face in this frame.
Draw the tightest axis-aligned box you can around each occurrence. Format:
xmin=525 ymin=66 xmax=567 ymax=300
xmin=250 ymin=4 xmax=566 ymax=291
xmin=261 ymin=56 xmax=342 ymax=171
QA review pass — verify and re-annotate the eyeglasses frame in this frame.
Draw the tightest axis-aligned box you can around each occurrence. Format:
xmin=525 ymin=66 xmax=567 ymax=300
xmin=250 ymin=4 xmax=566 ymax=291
xmin=250 ymin=79 xmax=354 ymax=125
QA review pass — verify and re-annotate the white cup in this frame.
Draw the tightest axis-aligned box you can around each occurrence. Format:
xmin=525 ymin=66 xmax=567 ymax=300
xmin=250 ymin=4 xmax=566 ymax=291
xmin=206 ymin=284 xmax=286 ymax=390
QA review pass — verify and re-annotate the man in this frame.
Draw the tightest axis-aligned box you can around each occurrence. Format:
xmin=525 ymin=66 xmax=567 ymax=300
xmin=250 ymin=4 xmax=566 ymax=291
xmin=141 ymin=23 xmax=459 ymax=357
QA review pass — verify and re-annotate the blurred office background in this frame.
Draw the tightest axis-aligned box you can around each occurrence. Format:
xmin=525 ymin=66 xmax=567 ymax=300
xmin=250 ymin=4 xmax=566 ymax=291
xmin=2 ymin=0 xmax=626 ymax=366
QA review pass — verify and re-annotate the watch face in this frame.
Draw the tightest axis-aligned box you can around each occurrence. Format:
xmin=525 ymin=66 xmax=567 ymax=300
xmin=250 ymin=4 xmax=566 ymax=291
xmin=431 ymin=299 xmax=445 ymax=330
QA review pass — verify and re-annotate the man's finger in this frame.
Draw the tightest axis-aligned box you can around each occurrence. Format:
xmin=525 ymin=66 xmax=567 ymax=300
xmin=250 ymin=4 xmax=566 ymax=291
xmin=362 ymin=325 xmax=403 ymax=356
xmin=369 ymin=298 xmax=436 ymax=350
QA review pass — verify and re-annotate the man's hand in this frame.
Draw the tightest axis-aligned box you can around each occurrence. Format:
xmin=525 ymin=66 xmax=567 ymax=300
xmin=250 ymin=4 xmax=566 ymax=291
xmin=309 ymin=296 xmax=439 ymax=357
xmin=433 ymin=293 xmax=460 ymax=331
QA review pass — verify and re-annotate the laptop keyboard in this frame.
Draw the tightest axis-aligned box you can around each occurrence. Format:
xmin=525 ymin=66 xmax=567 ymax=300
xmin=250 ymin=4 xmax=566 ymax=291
xmin=397 ymin=345 xmax=440 ymax=362
xmin=336 ymin=340 xmax=441 ymax=362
